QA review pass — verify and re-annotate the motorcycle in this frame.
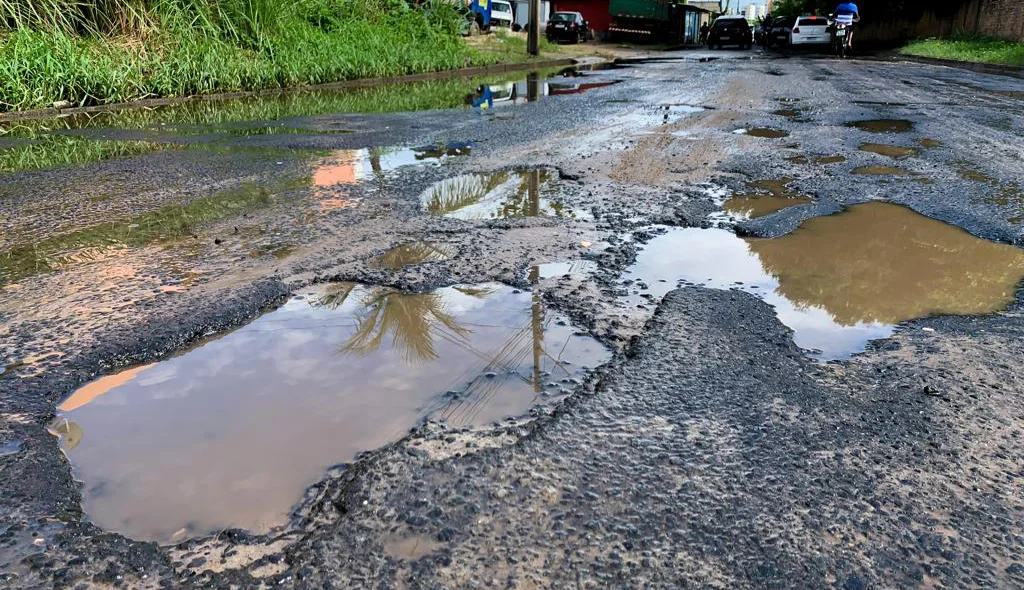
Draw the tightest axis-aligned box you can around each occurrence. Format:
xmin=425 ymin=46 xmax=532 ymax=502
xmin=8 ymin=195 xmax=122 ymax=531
xmin=829 ymin=14 xmax=851 ymax=58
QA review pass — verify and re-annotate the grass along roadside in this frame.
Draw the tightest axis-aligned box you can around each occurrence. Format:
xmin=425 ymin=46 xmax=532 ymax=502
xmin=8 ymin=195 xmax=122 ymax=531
xmin=901 ymin=35 xmax=1024 ymax=67
xmin=0 ymin=0 xmax=582 ymax=111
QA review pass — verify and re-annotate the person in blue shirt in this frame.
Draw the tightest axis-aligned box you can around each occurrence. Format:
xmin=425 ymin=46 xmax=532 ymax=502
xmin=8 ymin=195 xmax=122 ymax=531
xmin=834 ymin=2 xmax=860 ymax=47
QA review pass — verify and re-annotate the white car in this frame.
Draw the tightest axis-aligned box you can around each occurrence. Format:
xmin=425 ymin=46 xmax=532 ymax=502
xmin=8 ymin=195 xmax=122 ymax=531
xmin=491 ymin=0 xmax=514 ymax=28
xmin=789 ymin=15 xmax=830 ymax=45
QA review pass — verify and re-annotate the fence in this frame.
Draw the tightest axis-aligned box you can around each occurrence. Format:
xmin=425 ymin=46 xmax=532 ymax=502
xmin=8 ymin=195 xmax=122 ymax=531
xmin=860 ymin=0 xmax=1024 ymax=44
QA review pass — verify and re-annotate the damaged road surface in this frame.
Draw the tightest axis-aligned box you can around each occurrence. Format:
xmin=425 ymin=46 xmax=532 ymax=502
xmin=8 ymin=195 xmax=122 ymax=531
xmin=2 ymin=51 xmax=1024 ymax=589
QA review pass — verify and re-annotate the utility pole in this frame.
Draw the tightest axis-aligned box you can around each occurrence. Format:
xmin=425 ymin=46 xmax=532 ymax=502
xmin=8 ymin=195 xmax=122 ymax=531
xmin=527 ymin=0 xmax=540 ymax=56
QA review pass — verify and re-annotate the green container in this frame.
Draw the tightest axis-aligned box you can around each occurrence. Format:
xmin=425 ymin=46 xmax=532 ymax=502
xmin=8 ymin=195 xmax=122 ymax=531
xmin=609 ymin=0 xmax=670 ymax=22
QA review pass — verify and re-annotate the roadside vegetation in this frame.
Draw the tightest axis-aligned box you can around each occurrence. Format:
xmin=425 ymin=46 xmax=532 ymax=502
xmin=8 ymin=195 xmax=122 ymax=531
xmin=901 ymin=34 xmax=1024 ymax=67
xmin=0 ymin=0 xmax=517 ymax=111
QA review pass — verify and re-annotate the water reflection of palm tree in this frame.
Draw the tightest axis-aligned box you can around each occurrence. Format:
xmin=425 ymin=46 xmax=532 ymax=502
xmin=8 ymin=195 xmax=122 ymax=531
xmin=373 ymin=242 xmax=454 ymax=270
xmin=435 ymin=280 xmax=577 ymax=427
xmin=422 ymin=172 xmax=509 ymax=216
xmin=314 ymin=282 xmax=359 ymax=310
xmin=342 ymin=289 xmax=474 ymax=362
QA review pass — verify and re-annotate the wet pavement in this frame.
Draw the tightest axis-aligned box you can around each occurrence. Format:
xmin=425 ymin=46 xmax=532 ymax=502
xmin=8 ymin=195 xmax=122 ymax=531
xmin=2 ymin=48 xmax=1024 ymax=590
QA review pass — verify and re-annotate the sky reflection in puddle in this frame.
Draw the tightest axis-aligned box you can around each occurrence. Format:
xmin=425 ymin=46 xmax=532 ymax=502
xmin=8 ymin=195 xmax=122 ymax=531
xmin=54 ymin=283 xmax=608 ymax=544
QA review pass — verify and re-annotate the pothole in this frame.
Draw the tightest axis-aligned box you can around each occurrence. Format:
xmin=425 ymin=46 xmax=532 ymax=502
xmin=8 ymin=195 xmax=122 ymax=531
xmin=852 ymin=165 xmax=915 ymax=176
xmin=421 ymin=168 xmax=585 ymax=220
xmin=773 ymin=109 xmax=801 ymax=117
xmin=527 ymin=260 xmax=599 ymax=280
xmin=955 ymin=161 xmax=997 ymax=184
xmin=624 ymin=202 xmax=1024 ymax=359
xmin=312 ymin=142 xmax=470 ymax=188
xmin=848 ymin=119 xmax=914 ymax=133
xmin=721 ymin=178 xmax=812 ymax=220
xmin=815 ymin=155 xmax=847 ymax=165
xmin=736 ymin=128 xmax=790 ymax=139
xmin=0 ymin=440 xmax=24 ymax=457
xmin=859 ymin=143 xmax=918 ymax=159
xmin=52 ymin=282 xmax=610 ymax=544
xmin=371 ymin=242 xmax=457 ymax=270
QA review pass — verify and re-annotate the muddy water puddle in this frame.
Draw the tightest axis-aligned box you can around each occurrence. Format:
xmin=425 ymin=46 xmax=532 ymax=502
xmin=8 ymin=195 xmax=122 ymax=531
xmin=736 ymin=128 xmax=789 ymax=139
xmin=815 ymin=155 xmax=847 ymax=165
xmin=860 ymin=143 xmax=918 ymax=158
xmin=773 ymin=109 xmax=801 ymax=118
xmin=0 ymin=182 xmax=284 ymax=285
xmin=371 ymin=241 xmax=457 ymax=270
xmin=625 ymin=202 xmax=1024 ymax=358
xmin=421 ymin=168 xmax=585 ymax=220
xmin=54 ymin=282 xmax=609 ymax=543
xmin=721 ymin=178 xmax=812 ymax=219
xmin=848 ymin=119 xmax=914 ymax=133
xmin=0 ymin=66 xmax=604 ymax=176
xmin=852 ymin=165 xmax=915 ymax=176
xmin=0 ymin=440 xmax=23 ymax=457
xmin=528 ymin=260 xmax=599 ymax=280
xmin=311 ymin=142 xmax=469 ymax=191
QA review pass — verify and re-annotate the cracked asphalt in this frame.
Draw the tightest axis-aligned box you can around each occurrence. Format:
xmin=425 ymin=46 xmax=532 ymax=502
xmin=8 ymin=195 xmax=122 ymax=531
xmin=1 ymin=48 xmax=1023 ymax=589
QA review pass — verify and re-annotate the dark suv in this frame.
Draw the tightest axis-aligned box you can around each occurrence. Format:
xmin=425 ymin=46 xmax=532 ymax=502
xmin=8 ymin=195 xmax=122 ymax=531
xmin=707 ymin=16 xmax=752 ymax=49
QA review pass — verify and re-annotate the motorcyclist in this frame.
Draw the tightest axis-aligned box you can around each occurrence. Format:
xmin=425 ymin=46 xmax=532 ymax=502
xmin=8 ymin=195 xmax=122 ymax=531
xmin=833 ymin=2 xmax=860 ymax=48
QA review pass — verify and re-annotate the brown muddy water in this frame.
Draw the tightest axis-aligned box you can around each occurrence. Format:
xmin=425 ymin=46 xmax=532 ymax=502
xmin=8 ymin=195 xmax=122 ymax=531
xmin=740 ymin=128 xmax=790 ymax=139
xmin=722 ymin=178 xmax=812 ymax=219
xmin=723 ymin=194 xmax=812 ymax=219
xmin=52 ymin=283 xmax=609 ymax=544
xmin=421 ymin=169 xmax=587 ymax=220
xmin=852 ymin=165 xmax=915 ymax=176
xmin=848 ymin=119 xmax=914 ymax=133
xmin=860 ymin=143 xmax=918 ymax=159
xmin=624 ymin=202 xmax=1024 ymax=358
xmin=815 ymin=155 xmax=847 ymax=165
xmin=371 ymin=242 xmax=457 ymax=270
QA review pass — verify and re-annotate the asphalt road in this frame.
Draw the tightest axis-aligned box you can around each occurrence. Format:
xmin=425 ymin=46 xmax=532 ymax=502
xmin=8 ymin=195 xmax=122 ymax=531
xmin=1 ymin=48 xmax=1023 ymax=589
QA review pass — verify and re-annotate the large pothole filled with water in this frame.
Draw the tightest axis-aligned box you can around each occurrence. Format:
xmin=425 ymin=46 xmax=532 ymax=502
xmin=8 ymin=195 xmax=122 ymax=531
xmin=52 ymin=283 xmax=609 ymax=544
xmin=420 ymin=168 xmax=587 ymax=220
xmin=624 ymin=202 xmax=1024 ymax=359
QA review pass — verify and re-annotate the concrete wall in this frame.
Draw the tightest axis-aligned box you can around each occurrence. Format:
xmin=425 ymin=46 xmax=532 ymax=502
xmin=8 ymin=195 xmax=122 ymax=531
xmin=861 ymin=0 xmax=1024 ymax=44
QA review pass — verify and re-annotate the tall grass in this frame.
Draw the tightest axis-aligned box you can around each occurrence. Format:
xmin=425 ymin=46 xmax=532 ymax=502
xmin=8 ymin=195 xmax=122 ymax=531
xmin=0 ymin=0 xmax=491 ymax=110
xmin=901 ymin=34 xmax=1024 ymax=67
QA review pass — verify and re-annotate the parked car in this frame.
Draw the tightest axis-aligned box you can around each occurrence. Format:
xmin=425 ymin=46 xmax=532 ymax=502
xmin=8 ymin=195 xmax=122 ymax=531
xmin=767 ymin=16 xmax=795 ymax=47
xmin=789 ymin=15 xmax=830 ymax=46
xmin=546 ymin=11 xmax=590 ymax=43
xmin=707 ymin=16 xmax=752 ymax=49
xmin=491 ymin=0 xmax=514 ymax=28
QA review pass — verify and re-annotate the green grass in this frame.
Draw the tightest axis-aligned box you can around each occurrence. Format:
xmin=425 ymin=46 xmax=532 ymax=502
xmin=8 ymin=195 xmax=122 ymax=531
xmin=901 ymin=35 xmax=1024 ymax=67
xmin=0 ymin=0 xmax=516 ymax=111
